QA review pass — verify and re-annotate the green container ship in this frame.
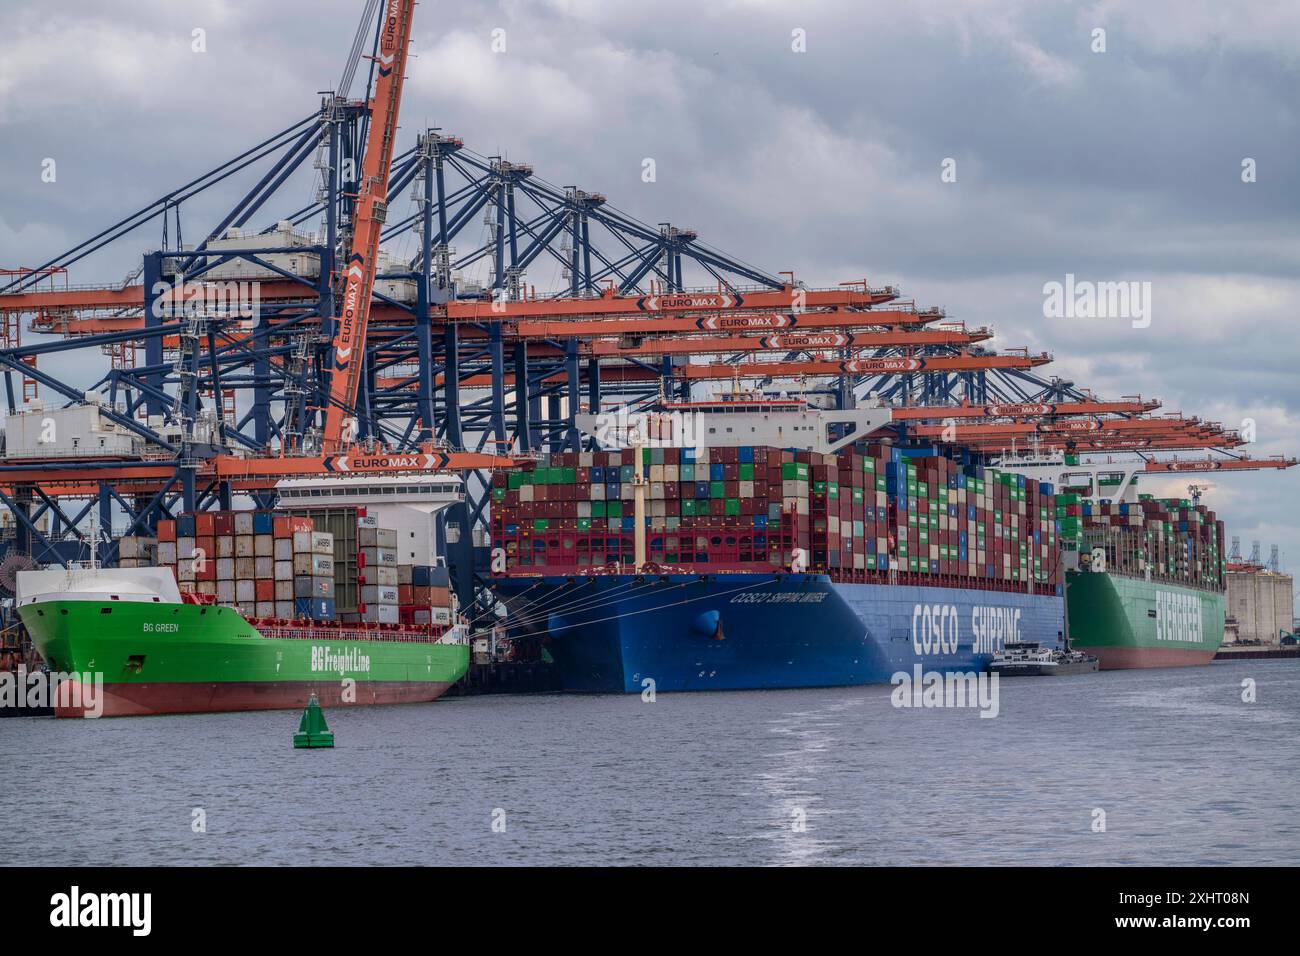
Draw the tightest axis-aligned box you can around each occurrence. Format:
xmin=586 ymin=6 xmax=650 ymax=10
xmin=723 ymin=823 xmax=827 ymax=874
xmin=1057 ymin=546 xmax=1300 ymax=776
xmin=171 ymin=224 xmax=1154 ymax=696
xmin=15 ymin=567 xmax=469 ymax=718
xmin=1000 ymin=454 xmax=1227 ymax=670
xmin=1066 ymin=568 xmax=1223 ymax=668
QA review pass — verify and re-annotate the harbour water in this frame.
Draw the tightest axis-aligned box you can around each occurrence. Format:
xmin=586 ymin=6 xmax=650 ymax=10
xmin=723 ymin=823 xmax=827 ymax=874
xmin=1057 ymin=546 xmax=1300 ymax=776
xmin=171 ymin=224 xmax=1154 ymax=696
xmin=2 ymin=659 xmax=1297 ymax=866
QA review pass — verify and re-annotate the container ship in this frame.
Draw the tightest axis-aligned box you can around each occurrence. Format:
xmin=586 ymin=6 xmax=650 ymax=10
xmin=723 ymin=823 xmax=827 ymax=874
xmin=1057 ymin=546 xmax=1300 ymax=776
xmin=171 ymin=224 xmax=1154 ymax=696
xmin=16 ymin=508 xmax=469 ymax=717
xmin=998 ymin=454 xmax=1226 ymax=669
xmin=489 ymin=395 xmax=1065 ymax=692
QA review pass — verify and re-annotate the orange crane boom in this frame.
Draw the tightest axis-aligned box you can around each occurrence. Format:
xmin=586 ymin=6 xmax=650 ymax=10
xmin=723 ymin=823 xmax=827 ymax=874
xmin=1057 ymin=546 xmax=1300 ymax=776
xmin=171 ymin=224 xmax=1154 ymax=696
xmin=322 ymin=0 xmax=417 ymax=452
xmin=678 ymin=352 xmax=1052 ymax=380
xmin=1142 ymin=456 xmax=1296 ymax=472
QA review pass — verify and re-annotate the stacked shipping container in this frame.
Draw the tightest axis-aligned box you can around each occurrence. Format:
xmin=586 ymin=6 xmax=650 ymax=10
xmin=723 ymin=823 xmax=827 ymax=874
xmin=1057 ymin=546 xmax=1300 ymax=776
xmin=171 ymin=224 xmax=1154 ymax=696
xmin=140 ymin=512 xmax=336 ymax=620
xmin=357 ymin=515 xmax=400 ymax=624
xmin=1061 ymin=495 xmax=1226 ymax=590
xmin=491 ymin=443 xmax=1062 ymax=595
xmin=120 ymin=509 xmax=459 ymax=627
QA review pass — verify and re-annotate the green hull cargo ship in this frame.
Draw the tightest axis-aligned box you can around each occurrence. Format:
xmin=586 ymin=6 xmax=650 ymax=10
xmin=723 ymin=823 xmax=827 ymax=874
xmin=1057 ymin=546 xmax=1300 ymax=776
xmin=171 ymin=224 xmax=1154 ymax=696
xmin=1066 ymin=570 xmax=1223 ymax=669
xmin=15 ymin=568 xmax=469 ymax=718
xmin=998 ymin=456 xmax=1227 ymax=671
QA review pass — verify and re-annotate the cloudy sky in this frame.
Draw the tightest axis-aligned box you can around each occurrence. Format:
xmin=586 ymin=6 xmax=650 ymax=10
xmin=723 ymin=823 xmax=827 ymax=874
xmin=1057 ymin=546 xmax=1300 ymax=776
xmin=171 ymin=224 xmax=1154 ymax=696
xmin=1 ymin=0 xmax=1297 ymax=574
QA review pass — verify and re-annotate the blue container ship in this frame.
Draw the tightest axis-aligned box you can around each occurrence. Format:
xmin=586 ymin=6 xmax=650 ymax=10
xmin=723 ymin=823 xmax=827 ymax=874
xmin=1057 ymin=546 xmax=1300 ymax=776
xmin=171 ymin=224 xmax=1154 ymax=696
xmin=490 ymin=394 xmax=1066 ymax=692
xmin=492 ymin=573 xmax=1062 ymax=692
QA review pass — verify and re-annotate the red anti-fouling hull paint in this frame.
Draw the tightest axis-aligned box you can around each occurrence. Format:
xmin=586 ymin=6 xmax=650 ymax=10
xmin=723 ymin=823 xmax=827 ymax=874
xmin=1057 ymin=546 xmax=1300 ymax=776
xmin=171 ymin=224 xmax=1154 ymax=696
xmin=1079 ymin=646 xmax=1217 ymax=670
xmin=54 ymin=679 xmax=455 ymax=718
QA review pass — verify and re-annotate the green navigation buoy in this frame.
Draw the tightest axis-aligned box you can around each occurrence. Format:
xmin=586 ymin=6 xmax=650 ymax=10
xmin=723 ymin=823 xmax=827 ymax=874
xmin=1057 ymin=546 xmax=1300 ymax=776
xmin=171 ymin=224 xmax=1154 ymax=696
xmin=293 ymin=694 xmax=334 ymax=749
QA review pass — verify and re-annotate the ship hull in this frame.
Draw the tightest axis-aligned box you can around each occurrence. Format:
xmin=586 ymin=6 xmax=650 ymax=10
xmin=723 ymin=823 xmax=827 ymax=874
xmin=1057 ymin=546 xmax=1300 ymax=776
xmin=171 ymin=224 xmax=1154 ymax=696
xmin=43 ymin=678 xmax=457 ymax=718
xmin=493 ymin=573 xmax=1064 ymax=693
xmin=19 ymin=598 xmax=468 ymax=718
xmin=991 ymin=659 xmax=1099 ymax=677
xmin=1066 ymin=571 xmax=1223 ymax=670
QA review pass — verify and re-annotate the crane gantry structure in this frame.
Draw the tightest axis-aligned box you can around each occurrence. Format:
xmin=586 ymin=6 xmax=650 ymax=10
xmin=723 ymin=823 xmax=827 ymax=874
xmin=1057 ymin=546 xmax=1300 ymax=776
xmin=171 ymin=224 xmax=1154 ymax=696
xmin=0 ymin=0 xmax=1293 ymax=603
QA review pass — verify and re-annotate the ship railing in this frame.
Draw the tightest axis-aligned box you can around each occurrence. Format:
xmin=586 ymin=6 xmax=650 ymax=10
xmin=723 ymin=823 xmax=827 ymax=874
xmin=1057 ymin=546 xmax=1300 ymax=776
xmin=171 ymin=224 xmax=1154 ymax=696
xmin=251 ymin=620 xmax=446 ymax=644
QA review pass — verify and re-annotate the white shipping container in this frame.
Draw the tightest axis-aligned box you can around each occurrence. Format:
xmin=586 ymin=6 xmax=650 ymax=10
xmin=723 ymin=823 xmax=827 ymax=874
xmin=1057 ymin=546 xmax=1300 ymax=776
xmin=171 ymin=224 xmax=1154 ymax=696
xmin=274 ymin=560 xmax=293 ymax=581
xmin=311 ymin=532 xmax=334 ymax=555
xmin=237 ymin=602 xmax=256 ymax=618
xmin=361 ymin=604 xmax=400 ymax=624
xmin=255 ymin=601 xmax=275 ymax=619
xmin=359 ymin=547 xmax=397 ymax=568
xmin=254 ymin=535 xmax=274 ymax=557
xmin=292 ymin=531 xmax=313 ymax=554
xmin=157 ymin=541 xmax=177 ymax=565
xmin=235 ymin=580 xmax=255 ymax=602
xmin=216 ymin=557 xmax=235 ymax=580
xmin=275 ymin=580 xmax=294 ymax=601
xmin=177 ymin=537 xmax=196 ymax=560
xmin=235 ymin=535 xmax=254 ymax=557
xmin=217 ymin=580 xmax=236 ymax=603
xmin=216 ymin=536 xmax=234 ymax=558
xmin=310 ymin=555 xmax=333 ymax=575
xmin=358 ymin=527 xmax=397 ymax=549
xmin=234 ymin=512 xmax=254 ymax=535
xmin=273 ymin=538 xmax=293 ymax=561
xmin=364 ymin=566 xmax=399 ymax=587
xmin=119 ymin=536 xmax=147 ymax=559
xmin=360 ymin=585 xmax=399 ymax=604
xmin=254 ymin=557 xmax=274 ymax=578
xmin=274 ymin=601 xmax=295 ymax=619
xmin=236 ymin=557 xmax=256 ymax=579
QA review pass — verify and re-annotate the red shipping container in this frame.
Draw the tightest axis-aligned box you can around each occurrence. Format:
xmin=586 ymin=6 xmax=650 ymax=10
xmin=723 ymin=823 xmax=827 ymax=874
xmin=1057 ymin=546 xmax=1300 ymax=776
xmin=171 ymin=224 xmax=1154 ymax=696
xmin=157 ymin=519 xmax=177 ymax=542
xmin=214 ymin=512 xmax=235 ymax=535
xmin=195 ymin=512 xmax=215 ymax=536
xmin=255 ymin=580 xmax=275 ymax=601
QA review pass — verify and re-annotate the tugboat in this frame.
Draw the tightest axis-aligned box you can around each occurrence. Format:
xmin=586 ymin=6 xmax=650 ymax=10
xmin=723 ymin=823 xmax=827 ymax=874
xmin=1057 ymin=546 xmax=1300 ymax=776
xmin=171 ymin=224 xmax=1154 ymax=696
xmin=990 ymin=640 xmax=1099 ymax=677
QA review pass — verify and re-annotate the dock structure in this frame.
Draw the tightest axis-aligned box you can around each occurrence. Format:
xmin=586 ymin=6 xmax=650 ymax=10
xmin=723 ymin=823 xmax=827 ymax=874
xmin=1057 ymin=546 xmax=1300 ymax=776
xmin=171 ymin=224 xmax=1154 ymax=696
xmin=0 ymin=0 xmax=1292 ymax=626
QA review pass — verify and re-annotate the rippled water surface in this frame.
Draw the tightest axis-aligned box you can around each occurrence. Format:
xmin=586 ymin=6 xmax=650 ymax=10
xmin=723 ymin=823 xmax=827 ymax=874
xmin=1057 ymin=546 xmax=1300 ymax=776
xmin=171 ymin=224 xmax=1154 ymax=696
xmin=3 ymin=659 xmax=1297 ymax=865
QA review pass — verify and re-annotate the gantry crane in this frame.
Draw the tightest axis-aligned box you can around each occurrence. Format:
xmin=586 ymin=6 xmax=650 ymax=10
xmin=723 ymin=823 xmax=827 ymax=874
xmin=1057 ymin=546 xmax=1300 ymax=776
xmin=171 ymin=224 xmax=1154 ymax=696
xmin=0 ymin=0 xmax=1292 ymax=607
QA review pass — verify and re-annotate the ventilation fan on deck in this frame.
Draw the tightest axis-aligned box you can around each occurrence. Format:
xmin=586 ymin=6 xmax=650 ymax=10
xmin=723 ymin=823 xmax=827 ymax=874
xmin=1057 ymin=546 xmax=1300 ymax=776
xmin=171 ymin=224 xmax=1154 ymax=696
xmin=0 ymin=553 xmax=39 ymax=595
